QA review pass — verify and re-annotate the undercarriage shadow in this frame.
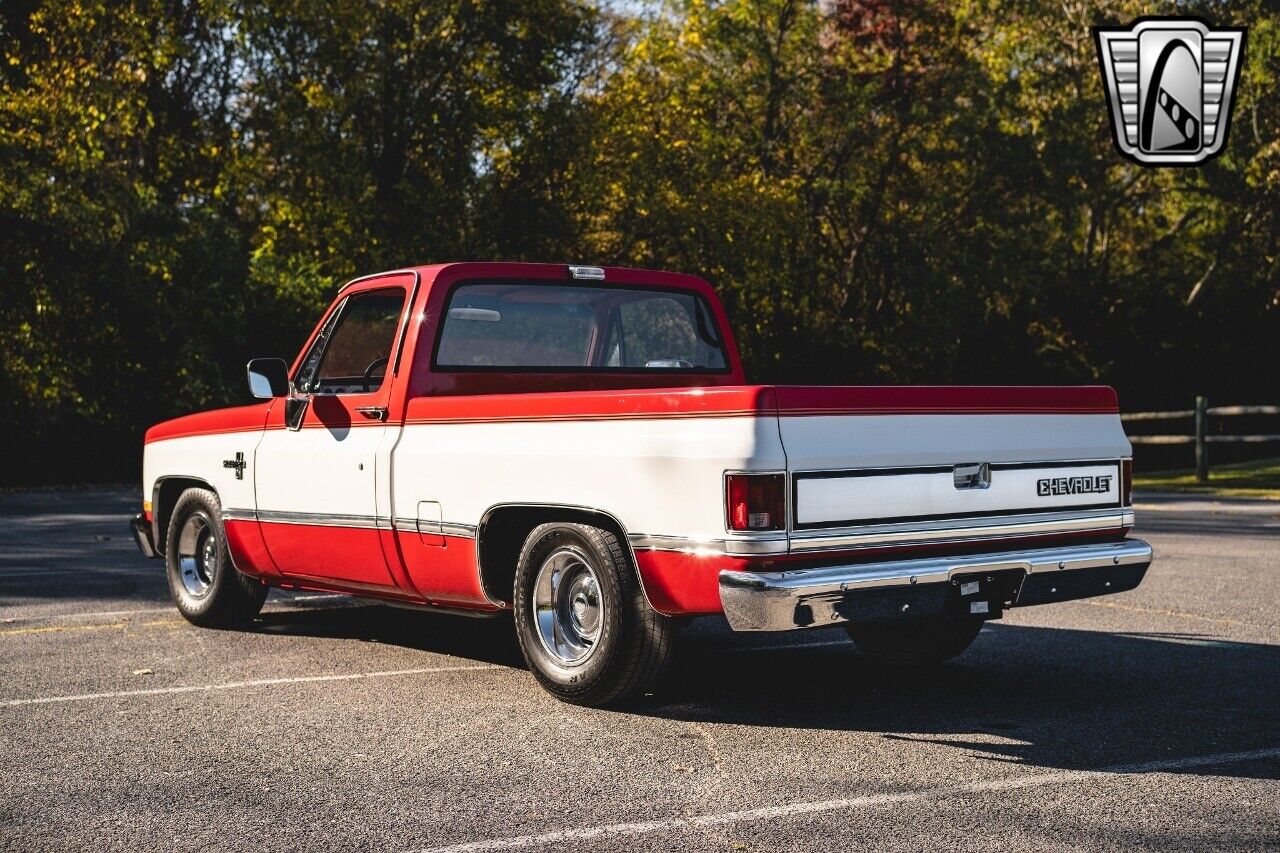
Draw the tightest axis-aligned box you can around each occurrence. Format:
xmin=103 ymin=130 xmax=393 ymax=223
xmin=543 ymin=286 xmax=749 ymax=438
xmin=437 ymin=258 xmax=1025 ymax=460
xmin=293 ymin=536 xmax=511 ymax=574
xmin=249 ymin=603 xmax=525 ymax=669
xmin=644 ymin=617 xmax=1280 ymax=781
xmin=242 ymin=602 xmax=1279 ymax=782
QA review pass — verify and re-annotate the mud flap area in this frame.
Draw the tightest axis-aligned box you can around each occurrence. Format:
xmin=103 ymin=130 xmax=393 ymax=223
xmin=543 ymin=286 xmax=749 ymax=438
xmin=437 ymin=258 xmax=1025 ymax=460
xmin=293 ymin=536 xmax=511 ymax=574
xmin=1015 ymin=562 xmax=1149 ymax=607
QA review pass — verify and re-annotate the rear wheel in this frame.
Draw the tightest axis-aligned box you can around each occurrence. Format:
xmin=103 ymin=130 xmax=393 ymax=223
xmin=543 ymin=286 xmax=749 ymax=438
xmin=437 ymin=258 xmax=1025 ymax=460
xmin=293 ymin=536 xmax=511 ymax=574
xmin=845 ymin=615 xmax=984 ymax=666
xmin=513 ymin=522 xmax=675 ymax=707
xmin=165 ymin=487 xmax=267 ymax=627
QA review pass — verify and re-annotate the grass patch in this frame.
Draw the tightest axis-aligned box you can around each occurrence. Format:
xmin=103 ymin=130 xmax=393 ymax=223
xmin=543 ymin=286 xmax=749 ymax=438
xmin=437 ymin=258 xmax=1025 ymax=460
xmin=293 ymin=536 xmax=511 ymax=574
xmin=1134 ymin=456 xmax=1280 ymax=499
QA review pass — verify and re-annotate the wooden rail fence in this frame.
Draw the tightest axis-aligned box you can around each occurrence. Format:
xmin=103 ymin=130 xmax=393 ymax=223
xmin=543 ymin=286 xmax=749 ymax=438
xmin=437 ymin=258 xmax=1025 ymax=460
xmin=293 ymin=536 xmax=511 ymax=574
xmin=1121 ymin=396 xmax=1280 ymax=483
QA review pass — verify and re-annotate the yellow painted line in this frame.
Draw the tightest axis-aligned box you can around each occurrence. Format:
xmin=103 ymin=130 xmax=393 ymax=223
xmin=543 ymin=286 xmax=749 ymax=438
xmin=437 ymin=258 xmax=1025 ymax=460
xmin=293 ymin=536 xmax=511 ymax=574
xmin=0 ymin=622 xmax=127 ymax=637
xmin=1074 ymin=598 xmax=1253 ymax=628
xmin=0 ymin=619 xmax=182 ymax=637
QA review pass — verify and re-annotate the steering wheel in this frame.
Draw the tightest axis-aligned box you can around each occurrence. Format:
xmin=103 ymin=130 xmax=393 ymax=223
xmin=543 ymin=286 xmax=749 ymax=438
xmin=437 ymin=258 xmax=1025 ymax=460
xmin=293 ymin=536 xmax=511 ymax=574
xmin=361 ymin=356 xmax=390 ymax=392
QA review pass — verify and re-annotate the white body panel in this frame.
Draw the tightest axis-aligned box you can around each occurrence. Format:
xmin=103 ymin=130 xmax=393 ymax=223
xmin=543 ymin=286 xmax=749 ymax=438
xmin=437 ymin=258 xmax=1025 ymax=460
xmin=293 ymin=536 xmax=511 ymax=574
xmin=143 ymin=410 xmax=1131 ymax=545
xmin=142 ymin=432 xmax=263 ymax=512
xmin=255 ymin=425 xmax=388 ymax=520
xmin=389 ymin=415 xmax=786 ymax=541
xmin=778 ymin=413 xmax=1131 ymax=472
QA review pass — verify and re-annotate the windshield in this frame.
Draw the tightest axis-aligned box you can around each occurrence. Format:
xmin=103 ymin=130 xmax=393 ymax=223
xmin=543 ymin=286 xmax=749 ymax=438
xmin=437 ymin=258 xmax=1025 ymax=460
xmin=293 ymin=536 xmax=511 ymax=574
xmin=434 ymin=281 xmax=729 ymax=372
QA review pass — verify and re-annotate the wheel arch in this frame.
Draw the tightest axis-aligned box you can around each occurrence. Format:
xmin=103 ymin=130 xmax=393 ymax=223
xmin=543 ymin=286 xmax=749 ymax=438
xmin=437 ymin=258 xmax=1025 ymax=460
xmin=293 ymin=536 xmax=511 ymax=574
xmin=151 ymin=476 xmax=218 ymax=558
xmin=475 ymin=503 xmax=657 ymax=612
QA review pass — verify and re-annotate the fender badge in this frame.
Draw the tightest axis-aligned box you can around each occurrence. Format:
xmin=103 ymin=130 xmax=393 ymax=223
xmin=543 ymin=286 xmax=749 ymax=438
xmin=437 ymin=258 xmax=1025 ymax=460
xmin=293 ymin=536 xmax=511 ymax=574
xmin=223 ymin=452 xmax=247 ymax=480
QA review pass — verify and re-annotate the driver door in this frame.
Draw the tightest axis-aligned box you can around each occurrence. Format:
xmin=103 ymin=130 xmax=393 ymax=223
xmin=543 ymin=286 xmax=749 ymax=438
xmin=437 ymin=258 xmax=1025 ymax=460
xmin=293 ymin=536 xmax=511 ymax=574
xmin=254 ymin=280 xmax=409 ymax=589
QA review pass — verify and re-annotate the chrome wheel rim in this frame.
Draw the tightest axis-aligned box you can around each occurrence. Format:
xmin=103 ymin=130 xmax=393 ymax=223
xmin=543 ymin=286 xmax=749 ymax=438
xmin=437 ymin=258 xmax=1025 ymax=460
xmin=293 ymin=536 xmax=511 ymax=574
xmin=531 ymin=546 xmax=603 ymax=667
xmin=176 ymin=513 xmax=217 ymax=598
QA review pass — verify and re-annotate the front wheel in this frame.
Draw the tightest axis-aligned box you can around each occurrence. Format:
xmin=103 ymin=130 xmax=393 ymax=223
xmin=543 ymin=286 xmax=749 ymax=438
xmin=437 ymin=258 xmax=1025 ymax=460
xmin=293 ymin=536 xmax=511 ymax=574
xmin=845 ymin=615 xmax=984 ymax=666
xmin=513 ymin=522 xmax=676 ymax=707
xmin=165 ymin=487 xmax=267 ymax=627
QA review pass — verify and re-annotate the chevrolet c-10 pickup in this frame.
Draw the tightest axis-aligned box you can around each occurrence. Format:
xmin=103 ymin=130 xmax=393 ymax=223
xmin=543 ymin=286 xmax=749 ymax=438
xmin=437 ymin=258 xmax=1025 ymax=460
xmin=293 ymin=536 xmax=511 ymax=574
xmin=132 ymin=262 xmax=1151 ymax=706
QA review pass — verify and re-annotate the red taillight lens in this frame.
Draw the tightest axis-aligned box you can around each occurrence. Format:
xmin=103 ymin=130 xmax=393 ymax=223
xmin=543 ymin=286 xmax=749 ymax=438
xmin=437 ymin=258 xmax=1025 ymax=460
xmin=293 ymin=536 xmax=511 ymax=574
xmin=1122 ymin=458 xmax=1133 ymax=506
xmin=726 ymin=473 xmax=786 ymax=531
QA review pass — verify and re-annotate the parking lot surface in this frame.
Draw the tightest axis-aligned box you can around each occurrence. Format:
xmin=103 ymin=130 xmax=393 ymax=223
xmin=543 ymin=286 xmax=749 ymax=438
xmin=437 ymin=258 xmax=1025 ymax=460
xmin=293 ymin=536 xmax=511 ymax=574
xmin=1 ymin=488 xmax=1278 ymax=851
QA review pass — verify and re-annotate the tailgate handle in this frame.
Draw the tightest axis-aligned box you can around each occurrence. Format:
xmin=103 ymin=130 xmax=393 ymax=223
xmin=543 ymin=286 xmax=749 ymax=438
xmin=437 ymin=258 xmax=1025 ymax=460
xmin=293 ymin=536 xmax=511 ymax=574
xmin=953 ymin=462 xmax=991 ymax=490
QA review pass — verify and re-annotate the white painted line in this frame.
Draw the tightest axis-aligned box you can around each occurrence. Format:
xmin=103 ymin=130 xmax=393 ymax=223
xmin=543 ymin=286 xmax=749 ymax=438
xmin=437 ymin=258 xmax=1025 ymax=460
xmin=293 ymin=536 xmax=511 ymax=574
xmin=412 ymin=747 xmax=1280 ymax=853
xmin=276 ymin=594 xmax=349 ymax=604
xmin=1 ymin=664 xmax=502 ymax=708
xmin=1134 ymin=500 xmax=1280 ymax=514
xmin=2 ymin=594 xmax=354 ymax=625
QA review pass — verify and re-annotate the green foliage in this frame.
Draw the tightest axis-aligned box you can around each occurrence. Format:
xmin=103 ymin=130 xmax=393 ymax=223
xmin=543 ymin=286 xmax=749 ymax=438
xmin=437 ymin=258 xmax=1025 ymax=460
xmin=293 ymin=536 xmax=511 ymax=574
xmin=1 ymin=0 xmax=1278 ymax=483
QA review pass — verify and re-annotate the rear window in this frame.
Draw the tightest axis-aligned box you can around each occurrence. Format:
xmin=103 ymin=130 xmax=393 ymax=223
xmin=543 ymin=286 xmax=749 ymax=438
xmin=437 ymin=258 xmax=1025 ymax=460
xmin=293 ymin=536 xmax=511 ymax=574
xmin=434 ymin=282 xmax=729 ymax=371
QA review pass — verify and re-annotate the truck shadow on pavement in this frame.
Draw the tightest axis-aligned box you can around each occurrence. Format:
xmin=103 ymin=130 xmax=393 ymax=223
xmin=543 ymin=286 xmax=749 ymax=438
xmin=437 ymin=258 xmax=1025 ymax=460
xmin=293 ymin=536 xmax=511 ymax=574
xmin=250 ymin=604 xmax=526 ymax=668
xmin=643 ymin=618 xmax=1280 ymax=780
xmin=244 ymin=602 xmax=1280 ymax=781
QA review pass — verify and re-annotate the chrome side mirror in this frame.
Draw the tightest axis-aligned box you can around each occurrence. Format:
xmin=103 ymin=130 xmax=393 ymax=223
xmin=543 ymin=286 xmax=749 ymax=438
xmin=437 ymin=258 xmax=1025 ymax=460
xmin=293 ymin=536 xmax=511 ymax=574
xmin=246 ymin=358 xmax=289 ymax=399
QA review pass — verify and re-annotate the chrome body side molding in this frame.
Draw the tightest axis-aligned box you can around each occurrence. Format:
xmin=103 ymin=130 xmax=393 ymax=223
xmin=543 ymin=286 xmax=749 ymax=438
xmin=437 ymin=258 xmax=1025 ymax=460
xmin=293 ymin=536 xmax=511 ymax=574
xmin=628 ymin=533 xmax=789 ymax=556
xmin=224 ymin=507 xmax=1129 ymax=556
xmin=787 ymin=508 xmax=1133 ymax=554
xmin=719 ymin=538 xmax=1153 ymax=632
xmin=225 ymin=507 xmax=479 ymax=539
xmin=628 ymin=508 xmax=1132 ymax=557
xmin=390 ymin=517 xmax=478 ymax=538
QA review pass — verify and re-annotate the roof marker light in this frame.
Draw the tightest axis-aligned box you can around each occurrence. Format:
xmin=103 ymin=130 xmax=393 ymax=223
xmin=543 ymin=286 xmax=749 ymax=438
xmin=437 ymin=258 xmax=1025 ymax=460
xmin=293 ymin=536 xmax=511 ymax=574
xmin=569 ymin=265 xmax=606 ymax=281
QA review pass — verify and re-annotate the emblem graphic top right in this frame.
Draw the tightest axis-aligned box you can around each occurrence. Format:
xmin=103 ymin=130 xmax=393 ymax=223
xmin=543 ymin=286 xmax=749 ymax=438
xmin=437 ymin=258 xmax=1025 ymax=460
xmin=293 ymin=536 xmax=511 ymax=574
xmin=1094 ymin=18 xmax=1246 ymax=166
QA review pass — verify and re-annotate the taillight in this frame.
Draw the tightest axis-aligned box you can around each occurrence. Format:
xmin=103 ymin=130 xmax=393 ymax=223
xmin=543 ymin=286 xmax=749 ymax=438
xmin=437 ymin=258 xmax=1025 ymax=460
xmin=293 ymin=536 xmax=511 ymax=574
xmin=726 ymin=473 xmax=786 ymax=532
xmin=1121 ymin=458 xmax=1133 ymax=506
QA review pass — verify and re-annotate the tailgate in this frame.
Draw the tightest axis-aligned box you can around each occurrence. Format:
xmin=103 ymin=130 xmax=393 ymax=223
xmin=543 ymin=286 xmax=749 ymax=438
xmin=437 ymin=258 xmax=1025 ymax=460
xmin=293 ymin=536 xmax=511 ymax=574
xmin=773 ymin=386 xmax=1131 ymax=531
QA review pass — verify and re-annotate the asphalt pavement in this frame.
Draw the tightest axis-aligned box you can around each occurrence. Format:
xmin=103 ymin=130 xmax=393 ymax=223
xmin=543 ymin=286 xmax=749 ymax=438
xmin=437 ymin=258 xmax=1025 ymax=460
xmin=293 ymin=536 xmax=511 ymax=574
xmin=1 ymin=487 xmax=1278 ymax=851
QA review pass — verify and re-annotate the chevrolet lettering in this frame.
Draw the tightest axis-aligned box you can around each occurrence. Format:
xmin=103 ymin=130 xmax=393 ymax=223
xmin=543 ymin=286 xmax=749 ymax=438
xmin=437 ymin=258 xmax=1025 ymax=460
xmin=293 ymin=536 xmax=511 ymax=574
xmin=1037 ymin=475 xmax=1115 ymax=497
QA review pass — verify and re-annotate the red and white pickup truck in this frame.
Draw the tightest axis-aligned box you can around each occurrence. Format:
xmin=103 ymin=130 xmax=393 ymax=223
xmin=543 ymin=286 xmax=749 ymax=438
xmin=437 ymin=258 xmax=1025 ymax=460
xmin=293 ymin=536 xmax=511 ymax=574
xmin=132 ymin=262 xmax=1151 ymax=706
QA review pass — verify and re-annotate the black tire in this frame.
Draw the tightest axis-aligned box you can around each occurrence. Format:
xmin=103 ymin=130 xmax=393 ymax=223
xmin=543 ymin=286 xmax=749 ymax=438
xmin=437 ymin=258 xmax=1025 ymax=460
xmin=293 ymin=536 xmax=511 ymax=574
xmin=845 ymin=615 xmax=984 ymax=666
xmin=513 ymin=522 xmax=675 ymax=707
xmin=164 ymin=487 xmax=268 ymax=627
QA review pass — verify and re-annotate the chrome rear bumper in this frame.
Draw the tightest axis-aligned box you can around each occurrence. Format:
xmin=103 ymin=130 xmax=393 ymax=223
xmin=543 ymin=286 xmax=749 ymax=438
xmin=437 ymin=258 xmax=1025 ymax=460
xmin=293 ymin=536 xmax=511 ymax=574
xmin=719 ymin=539 xmax=1153 ymax=632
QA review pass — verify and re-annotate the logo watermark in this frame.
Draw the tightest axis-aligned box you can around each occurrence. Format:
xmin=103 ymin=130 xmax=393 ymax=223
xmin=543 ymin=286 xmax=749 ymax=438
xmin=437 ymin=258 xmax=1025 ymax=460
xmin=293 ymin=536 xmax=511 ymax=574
xmin=1094 ymin=17 xmax=1245 ymax=166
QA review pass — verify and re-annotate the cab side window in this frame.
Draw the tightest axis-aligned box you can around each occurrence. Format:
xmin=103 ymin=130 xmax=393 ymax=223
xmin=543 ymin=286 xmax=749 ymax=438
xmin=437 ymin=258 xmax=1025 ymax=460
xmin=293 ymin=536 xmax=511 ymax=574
xmin=303 ymin=288 xmax=406 ymax=394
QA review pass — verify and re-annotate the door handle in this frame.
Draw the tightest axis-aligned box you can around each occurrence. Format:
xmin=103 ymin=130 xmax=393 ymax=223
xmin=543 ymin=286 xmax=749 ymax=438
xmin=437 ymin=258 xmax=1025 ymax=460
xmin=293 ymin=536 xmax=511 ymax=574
xmin=356 ymin=406 xmax=388 ymax=422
